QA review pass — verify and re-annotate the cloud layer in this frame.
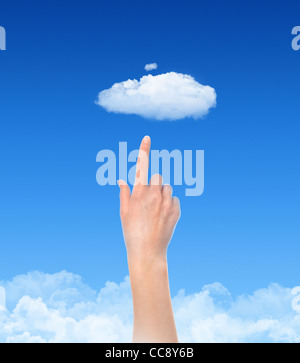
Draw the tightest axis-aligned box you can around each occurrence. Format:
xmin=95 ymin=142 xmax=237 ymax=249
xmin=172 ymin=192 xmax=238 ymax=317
xmin=97 ymin=72 xmax=216 ymax=121
xmin=0 ymin=271 xmax=299 ymax=343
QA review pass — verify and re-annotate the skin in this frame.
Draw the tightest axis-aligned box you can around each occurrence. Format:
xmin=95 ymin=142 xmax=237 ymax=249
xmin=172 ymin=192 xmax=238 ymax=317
xmin=117 ymin=135 xmax=180 ymax=343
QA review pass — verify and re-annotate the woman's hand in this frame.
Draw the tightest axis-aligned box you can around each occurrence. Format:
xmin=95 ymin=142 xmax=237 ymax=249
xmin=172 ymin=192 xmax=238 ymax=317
xmin=118 ymin=136 xmax=180 ymax=343
xmin=118 ymin=136 xmax=180 ymax=266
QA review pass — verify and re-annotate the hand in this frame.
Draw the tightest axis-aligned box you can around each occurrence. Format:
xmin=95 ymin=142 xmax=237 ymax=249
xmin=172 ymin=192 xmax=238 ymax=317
xmin=118 ymin=136 xmax=181 ymax=265
xmin=117 ymin=135 xmax=180 ymax=343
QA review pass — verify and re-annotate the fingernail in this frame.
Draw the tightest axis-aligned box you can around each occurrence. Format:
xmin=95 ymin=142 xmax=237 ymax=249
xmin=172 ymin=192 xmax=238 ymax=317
xmin=117 ymin=179 xmax=126 ymax=187
xmin=143 ymin=135 xmax=151 ymax=143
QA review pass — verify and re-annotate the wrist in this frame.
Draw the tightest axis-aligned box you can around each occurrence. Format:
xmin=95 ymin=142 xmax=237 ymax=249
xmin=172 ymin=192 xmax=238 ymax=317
xmin=127 ymin=252 xmax=168 ymax=278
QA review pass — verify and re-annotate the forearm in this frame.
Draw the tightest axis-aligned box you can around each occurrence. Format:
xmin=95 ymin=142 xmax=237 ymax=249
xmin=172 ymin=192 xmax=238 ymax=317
xmin=128 ymin=254 xmax=178 ymax=343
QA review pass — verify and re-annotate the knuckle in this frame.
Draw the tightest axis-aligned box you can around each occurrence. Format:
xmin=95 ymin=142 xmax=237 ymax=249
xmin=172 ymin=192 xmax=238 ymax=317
xmin=133 ymin=185 xmax=144 ymax=197
xmin=150 ymin=188 xmax=162 ymax=202
xmin=162 ymin=197 xmax=172 ymax=210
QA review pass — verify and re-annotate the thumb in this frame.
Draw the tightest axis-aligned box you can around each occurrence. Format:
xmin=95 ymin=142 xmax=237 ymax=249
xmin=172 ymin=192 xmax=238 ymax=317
xmin=117 ymin=179 xmax=131 ymax=217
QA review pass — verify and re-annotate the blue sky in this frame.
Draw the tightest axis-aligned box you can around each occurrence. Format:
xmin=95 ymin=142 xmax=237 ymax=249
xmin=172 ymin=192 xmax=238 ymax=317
xmin=0 ymin=0 xmax=299 ymax=303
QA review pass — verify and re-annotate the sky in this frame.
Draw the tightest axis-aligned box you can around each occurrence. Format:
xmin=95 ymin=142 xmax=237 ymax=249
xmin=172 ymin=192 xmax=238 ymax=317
xmin=0 ymin=0 xmax=300 ymax=342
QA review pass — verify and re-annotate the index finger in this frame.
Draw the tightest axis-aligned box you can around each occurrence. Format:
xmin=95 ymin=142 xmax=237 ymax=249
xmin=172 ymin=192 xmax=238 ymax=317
xmin=134 ymin=135 xmax=151 ymax=187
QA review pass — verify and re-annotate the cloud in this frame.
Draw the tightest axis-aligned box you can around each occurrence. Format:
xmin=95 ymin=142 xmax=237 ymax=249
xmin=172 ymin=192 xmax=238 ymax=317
xmin=0 ymin=271 xmax=132 ymax=343
xmin=96 ymin=72 xmax=216 ymax=120
xmin=0 ymin=271 xmax=299 ymax=343
xmin=144 ymin=63 xmax=158 ymax=71
xmin=173 ymin=283 xmax=300 ymax=343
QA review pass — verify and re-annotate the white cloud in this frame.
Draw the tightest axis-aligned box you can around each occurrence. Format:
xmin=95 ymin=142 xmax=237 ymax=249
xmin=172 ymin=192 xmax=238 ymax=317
xmin=0 ymin=271 xmax=299 ymax=343
xmin=144 ymin=63 xmax=158 ymax=71
xmin=96 ymin=72 xmax=216 ymax=120
xmin=0 ymin=271 xmax=132 ymax=343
